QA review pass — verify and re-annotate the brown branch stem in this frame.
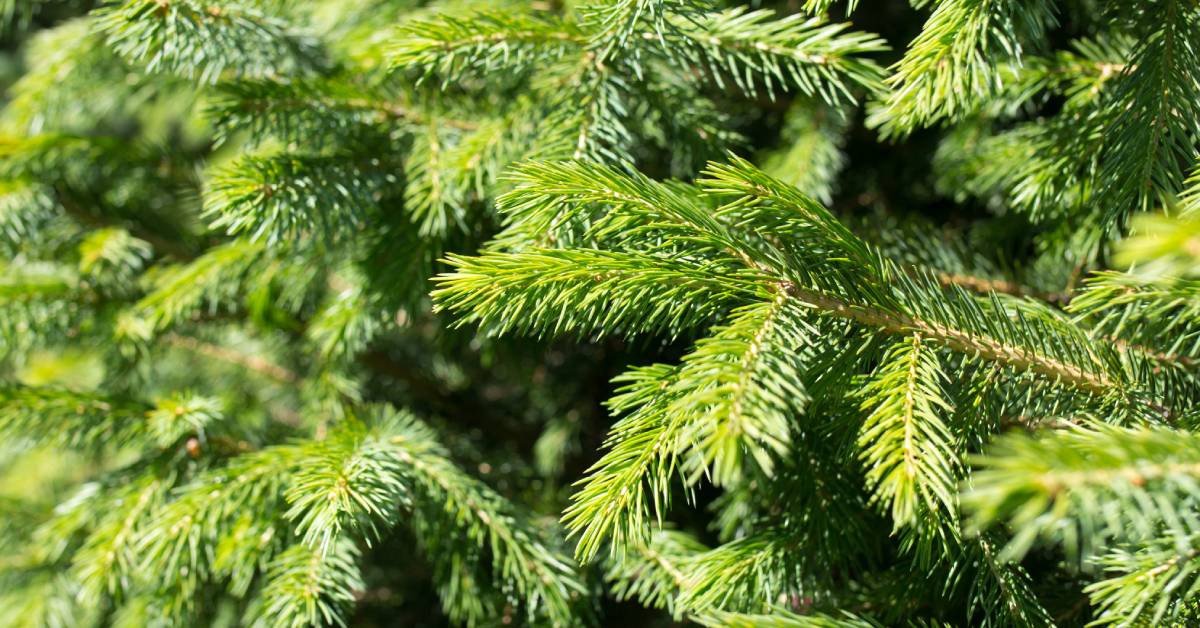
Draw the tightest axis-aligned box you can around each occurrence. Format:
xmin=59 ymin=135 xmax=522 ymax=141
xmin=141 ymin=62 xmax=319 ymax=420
xmin=933 ymin=270 xmax=1069 ymax=306
xmin=162 ymin=332 xmax=299 ymax=383
xmin=779 ymin=281 xmax=1115 ymax=395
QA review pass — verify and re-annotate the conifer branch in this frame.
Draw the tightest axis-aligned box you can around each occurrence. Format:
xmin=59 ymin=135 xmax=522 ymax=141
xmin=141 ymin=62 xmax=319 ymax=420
xmin=1085 ymin=534 xmax=1200 ymax=626
xmin=674 ymin=530 xmax=804 ymax=614
xmin=253 ymin=540 xmax=363 ymax=628
xmin=204 ymin=152 xmax=401 ymax=244
xmin=872 ymin=0 xmax=1056 ymax=135
xmin=782 ymin=281 xmax=1114 ymax=395
xmin=389 ymin=11 xmax=587 ymax=82
xmin=1096 ymin=0 xmax=1200 ymax=225
xmin=94 ymin=0 xmax=325 ymax=83
xmin=209 ymin=79 xmax=480 ymax=143
xmin=434 ymin=248 xmax=757 ymax=339
xmin=0 ymin=386 xmax=150 ymax=449
xmin=445 ymin=157 xmax=1124 ymax=397
xmin=137 ymin=444 xmax=299 ymax=607
xmin=760 ymin=103 xmax=847 ymax=204
xmin=162 ymin=332 xmax=298 ymax=383
xmin=673 ymin=296 xmax=813 ymax=485
xmin=966 ymin=426 xmax=1200 ymax=561
xmin=73 ymin=474 xmax=170 ymax=604
xmin=604 ymin=530 xmax=701 ymax=616
xmin=285 ymin=424 xmax=407 ymax=554
xmin=582 ymin=0 xmax=703 ymax=61
xmin=384 ymin=408 xmax=588 ymax=625
xmin=856 ymin=334 xmax=958 ymax=532
xmin=933 ymin=270 xmax=1066 ymax=305
xmin=670 ymin=8 xmax=887 ymax=103
xmin=561 ymin=364 xmax=688 ymax=563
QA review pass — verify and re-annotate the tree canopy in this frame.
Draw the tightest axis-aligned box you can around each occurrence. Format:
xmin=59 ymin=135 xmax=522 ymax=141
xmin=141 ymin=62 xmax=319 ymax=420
xmin=3 ymin=0 xmax=1200 ymax=626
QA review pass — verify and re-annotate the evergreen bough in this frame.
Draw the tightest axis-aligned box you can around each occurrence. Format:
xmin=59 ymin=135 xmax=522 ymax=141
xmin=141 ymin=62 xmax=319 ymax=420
xmin=2 ymin=0 xmax=1200 ymax=626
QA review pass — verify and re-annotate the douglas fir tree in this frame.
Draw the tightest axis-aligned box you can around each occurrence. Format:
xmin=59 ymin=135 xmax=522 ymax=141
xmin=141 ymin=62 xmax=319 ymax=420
xmin=2 ymin=0 xmax=1200 ymax=626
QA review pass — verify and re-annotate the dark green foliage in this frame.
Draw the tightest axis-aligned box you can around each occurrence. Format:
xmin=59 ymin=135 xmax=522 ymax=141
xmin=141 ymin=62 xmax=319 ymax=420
xmin=4 ymin=0 xmax=1200 ymax=626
